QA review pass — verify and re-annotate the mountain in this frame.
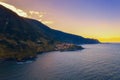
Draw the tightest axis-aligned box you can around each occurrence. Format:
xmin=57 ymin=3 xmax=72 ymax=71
xmin=0 ymin=5 xmax=56 ymax=61
xmin=0 ymin=5 xmax=99 ymax=61
xmin=26 ymin=19 xmax=99 ymax=44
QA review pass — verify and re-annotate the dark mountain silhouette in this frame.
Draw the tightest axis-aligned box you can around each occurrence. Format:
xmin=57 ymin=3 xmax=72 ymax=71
xmin=26 ymin=19 xmax=99 ymax=44
xmin=0 ymin=5 xmax=56 ymax=61
xmin=0 ymin=5 xmax=52 ymax=41
xmin=0 ymin=5 xmax=99 ymax=61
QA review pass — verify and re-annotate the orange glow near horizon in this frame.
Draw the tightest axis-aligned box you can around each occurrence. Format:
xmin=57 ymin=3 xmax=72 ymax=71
xmin=99 ymin=37 xmax=120 ymax=43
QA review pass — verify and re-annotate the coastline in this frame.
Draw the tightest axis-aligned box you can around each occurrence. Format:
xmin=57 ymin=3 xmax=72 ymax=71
xmin=0 ymin=45 xmax=85 ymax=63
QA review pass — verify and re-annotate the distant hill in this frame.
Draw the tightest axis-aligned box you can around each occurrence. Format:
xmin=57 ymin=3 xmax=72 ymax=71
xmin=0 ymin=5 xmax=99 ymax=61
xmin=26 ymin=19 xmax=100 ymax=44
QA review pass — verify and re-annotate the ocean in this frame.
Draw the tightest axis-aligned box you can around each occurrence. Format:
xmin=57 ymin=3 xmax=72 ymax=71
xmin=0 ymin=43 xmax=120 ymax=80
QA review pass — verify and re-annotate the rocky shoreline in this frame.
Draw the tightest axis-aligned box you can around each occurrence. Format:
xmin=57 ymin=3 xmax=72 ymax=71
xmin=0 ymin=43 xmax=84 ymax=62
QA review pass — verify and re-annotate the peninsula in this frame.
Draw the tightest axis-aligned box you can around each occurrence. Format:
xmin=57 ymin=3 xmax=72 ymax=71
xmin=0 ymin=5 xmax=99 ymax=61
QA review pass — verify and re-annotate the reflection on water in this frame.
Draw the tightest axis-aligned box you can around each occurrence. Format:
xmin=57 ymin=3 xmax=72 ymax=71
xmin=0 ymin=43 xmax=120 ymax=80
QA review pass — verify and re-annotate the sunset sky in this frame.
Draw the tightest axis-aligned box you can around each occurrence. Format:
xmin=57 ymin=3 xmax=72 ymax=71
xmin=0 ymin=0 xmax=120 ymax=42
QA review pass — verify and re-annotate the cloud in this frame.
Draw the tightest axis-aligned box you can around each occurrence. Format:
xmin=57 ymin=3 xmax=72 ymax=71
xmin=0 ymin=1 xmax=28 ymax=17
xmin=28 ymin=10 xmax=53 ymax=25
xmin=29 ymin=11 xmax=40 ymax=15
xmin=0 ymin=1 xmax=54 ymax=25
xmin=42 ymin=21 xmax=54 ymax=24
xmin=28 ymin=11 xmax=44 ymax=19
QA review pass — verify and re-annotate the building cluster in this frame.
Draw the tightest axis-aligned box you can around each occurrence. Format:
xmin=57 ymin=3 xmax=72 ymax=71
xmin=55 ymin=43 xmax=74 ymax=50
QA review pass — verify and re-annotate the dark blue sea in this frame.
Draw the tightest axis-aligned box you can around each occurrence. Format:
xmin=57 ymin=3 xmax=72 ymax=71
xmin=0 ymin=43 xmax=120 ymax=80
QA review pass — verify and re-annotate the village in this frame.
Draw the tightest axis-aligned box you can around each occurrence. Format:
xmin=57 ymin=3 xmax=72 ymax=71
xmin=55 ymin=43 xmax=77 ymax=51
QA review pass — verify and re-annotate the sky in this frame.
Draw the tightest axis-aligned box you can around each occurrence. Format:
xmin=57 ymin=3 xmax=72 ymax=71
xmin=0 ymin=0 xmax=120 ymax=42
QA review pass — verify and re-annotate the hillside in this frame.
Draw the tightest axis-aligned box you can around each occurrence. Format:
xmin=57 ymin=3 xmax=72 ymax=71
xmin=0 ymin=5 xmax=99 ymax=61
xmin=26 ymin=19 xmax=99 ymax=44
xmin=0 ymin=5 xmax=56 ymax=61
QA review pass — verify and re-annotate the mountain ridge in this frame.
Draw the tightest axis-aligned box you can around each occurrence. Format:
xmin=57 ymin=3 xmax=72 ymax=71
xmin=0 ymin=5 xmax=99 ymax=61
xmin=26 ymin=19 xmax=100 ymax=44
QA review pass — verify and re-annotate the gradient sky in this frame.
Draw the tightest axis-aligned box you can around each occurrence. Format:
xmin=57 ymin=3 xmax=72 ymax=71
xmin=1 ymin=0 xmax=120 ymax=42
